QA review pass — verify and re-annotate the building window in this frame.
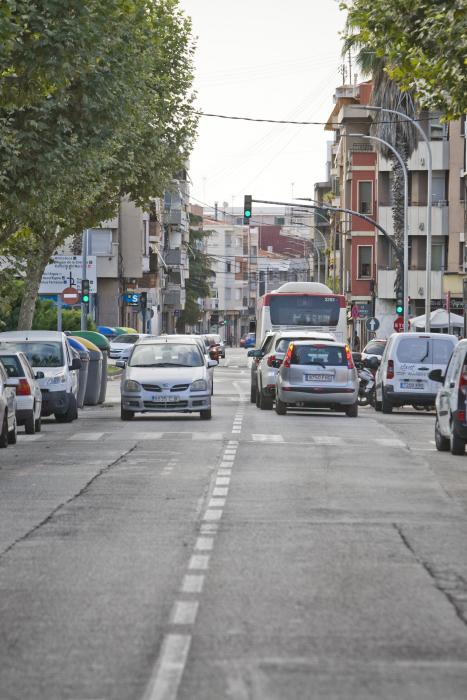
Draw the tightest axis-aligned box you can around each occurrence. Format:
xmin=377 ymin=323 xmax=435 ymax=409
xmin=226 ymin=262 xmax=231 ymax=273
xmin=357 ymin=245 xmax=372 ymax=278
xmin=225 ymin=233 xmax=232 ymax=247
xmin=275 ymin=217 xmax=285 ymax=225
xmin=358 ymin=181 xmax=373 ymax=215
xmin=89 ymin=229 xmax=113 ymax=256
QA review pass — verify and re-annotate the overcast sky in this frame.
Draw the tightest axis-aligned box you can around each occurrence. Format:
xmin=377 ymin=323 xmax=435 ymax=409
xmin=178 ymin=0 xmax=348 ymax=211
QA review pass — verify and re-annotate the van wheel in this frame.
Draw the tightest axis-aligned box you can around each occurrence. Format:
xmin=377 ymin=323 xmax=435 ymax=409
xmin=200 ymin=409 xmax=212 ymax=420
xmin=255 ymin=386 xmax=261 ymax=408
xmin=382 ymin=391 xmax=393 ymax=414
xmin=8 ymin=418 xmax=17 ymax=444
xmin=275 ymin=398 xmax=287 ymax=415
xmin=0 ymin=415 xmax=8 ymax=448
xmin=24 ymin=411 xmax=35 ymax=435
xmin=259 ymin=390 xmax=273 ymax=410
xmin=55 ymin=395 xmax=76 ymax=423
xmin=34 ymin=416 xmax=42 ymax=433
xmin=250 ymin=384 xmax=256 ymax=403
xmin=435 ymin=419 xmax=449 ymax=451
xmin=345 ymin=402 xmax=358 ymax=417
xmin=450 ymin=430 xmax=465 ymax=456
xmin=121 ymin=405 xmax=134 ymax=421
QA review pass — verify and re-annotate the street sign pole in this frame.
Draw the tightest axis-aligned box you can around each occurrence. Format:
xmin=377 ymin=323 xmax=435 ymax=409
xmin=81 ymin=229 xmax=88 ymax=331
xmin=57 ymin=296 xmax=63 ymax=332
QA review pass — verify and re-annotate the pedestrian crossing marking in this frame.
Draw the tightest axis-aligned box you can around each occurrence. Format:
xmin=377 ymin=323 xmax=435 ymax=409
xmin=252 ymin=434 xmax=285 ymax=443
xmin=192 ymin=433 xmax=224 ymax=441
xmin=67 ymin=432 xmax=104 ymax=441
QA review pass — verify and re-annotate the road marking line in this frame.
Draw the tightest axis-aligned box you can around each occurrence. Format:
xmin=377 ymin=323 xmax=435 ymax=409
xmin=171 ymin=601 xmax=199 ymax=625
xmin=67 ymin=432 xmax=104 ymax=441
xmin=200 ymin=523 xmax=218 ymax=534
xmin=213 ymin=487 xmax=229 ymax=496
xmin=208 ymin=497 xmax=226 ymax=508
xmin=252 ymin=434 xmax=284 ymax=443
xmin=133 ymin=432 xmax=164 ymax=440
xmin=203 ymin=509 xmax=223 ymax=521
xmin=216 ymin=477 xmax=230 ymax=485
xmin=192 ymin=433 xmax=224 ymax=441
xmin=188 ymin=554 xmax=210 ymax=570
xmin=181 ymin=575 xmax=205 ymax=594
xmin=313 ymin=436 xmax=343 ymax=445
xmin=228 ymin=440 xmax=239 ymax=445
xmin=18 ymin=434 xmax=44 ymax=441
xmin=195 ymin=537 xmax=214 ymax=551
xmin=222 ymin=455 xmax=235 ymax=461
xmin=217 ymin=469 xmax=231 ymax=477
xmin=375 ymin=438 xmax=405 ymax=447
xmin=232 ymin=430 xmax=241 ymax=434
xmin=143 ymin=633 xmax=191 ymax=700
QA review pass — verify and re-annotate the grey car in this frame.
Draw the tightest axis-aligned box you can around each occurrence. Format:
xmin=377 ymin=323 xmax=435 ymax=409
xmin=275 ymin=340 xmax=358 ymax=417
xmin=119 ymin=337 xmax=217 ymax=420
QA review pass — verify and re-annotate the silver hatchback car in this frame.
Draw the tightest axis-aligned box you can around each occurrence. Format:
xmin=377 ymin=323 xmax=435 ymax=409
xmin=275 ymin=340 xmax=359 ymax=417
xmin=119 ymin=337 xmax=217 ymax=420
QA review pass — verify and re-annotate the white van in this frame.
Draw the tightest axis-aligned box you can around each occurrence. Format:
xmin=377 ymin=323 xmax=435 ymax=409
xmin=0 ymin=331 xmax=81 ymax=422
xmin=375 ymin=332 xmax=458 ymax=413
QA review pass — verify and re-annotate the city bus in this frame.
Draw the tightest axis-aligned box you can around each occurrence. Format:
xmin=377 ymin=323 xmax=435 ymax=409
xmin=256 ymin=282 xmax=347 ymax=342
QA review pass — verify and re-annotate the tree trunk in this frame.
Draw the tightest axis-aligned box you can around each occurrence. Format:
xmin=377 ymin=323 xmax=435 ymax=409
xmin=17 ymin=241 xmax=55 ymax=330
xmin=391 ymin=139 xmax=409 ymax=294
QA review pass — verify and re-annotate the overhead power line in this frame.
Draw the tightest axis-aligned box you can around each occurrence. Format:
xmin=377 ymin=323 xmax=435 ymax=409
xmin=195 ymin=111 xmax=423 ymax=126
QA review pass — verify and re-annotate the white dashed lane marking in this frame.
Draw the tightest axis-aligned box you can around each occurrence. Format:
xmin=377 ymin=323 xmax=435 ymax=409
xmin=252 ymin=434 xmax=284 ymax=443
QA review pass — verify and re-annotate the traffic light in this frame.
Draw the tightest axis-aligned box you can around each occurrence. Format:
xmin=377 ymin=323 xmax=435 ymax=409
xmin=81 ymin=279 xmax=90 ymax=305
xmin=140 ymin=291 xmax=147 ymax=310
xmin=395 ymin=286 xmax=404 ymax=316
xmin=243 ymin=194 xmax=252 ymax=223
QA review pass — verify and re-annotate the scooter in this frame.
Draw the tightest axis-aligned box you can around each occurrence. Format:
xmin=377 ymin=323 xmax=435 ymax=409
xmin=358 ymin=365 xmax=375 ymax=406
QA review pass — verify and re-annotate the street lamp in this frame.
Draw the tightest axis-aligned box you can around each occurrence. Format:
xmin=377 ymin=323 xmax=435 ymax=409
xmin=348 ymin=133 xmax=409 ymax=331
xmin=353 ymin=105 xmax=433 ymax=330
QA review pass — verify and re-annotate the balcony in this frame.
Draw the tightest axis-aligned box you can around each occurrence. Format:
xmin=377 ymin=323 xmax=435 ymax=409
xmin=378 ymin=204 xmax=448 ymax=236
xmin=203 ymin=298 xmax=219 ymax=311
xmin=378 ymin=140 xmax=449 ymax=172
xmin=377 ymin=269 xmax=443 ymax=300
xmin=165 ymin=248 xmax=187 ymax=267
xmin=165 ymin=208 xmax=188 ymax=227
xmin=164 ymin=287 xmax=185 ymax=308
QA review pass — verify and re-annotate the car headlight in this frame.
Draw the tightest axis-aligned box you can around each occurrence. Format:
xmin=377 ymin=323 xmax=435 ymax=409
xmin=123 ymin=379 xmax=141 ymax=393
xmin=46 ymin=372 xmax=67 ymax=385
xmin=191 ymin=379 xmax=208 ymax=392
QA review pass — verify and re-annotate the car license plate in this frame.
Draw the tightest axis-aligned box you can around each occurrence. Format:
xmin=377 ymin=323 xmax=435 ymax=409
xmin=305 ymin=374 xmax=331 ymax=381
xmin=400 ymin=381 xmax=424 ymax=390
xmin=152 ymin=395 xmax=179 ymax=402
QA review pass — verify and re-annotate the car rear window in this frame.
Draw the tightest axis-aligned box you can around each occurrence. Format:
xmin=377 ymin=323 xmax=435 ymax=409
xmin=363 ymin=341 xmax=385 ymax=355
xmin=396 ymin=337 xmax=454 ymax=364
xmin=1 ymin=341 xmax=64 ymax=367
xmin=291 ymin=344 xmax=347 ymax=367
xmin=0 ymin=355 xmax=24 ymax=377
xmin=432 ymin=338 xmax=455 ymax=364
xmin=115 ymin=335 xmax=139 ymax=344
xmin=275 ymin=336 xmax=332 ymax=353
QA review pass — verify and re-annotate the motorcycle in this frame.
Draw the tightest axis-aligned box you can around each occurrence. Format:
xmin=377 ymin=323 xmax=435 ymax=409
xmin=358 ymin=365 xmax=376 ymax=406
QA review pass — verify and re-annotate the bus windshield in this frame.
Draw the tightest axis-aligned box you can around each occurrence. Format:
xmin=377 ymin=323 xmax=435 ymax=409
xmin=269 ymin=295 xmax=340 ymax=327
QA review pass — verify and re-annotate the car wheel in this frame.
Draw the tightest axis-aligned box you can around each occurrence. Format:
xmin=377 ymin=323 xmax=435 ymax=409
xmin=200 ymin=408 xmax=212 ymax=420
xmin=55 ymin=394 xmax=77 ymax=423
xmin=255 ymin=386 xmax=261 ymax=408
xmin=121 ymin=404 xmax=134 ymax=421
xmin=259 ymin=390 xmax=273 ymax=410
xmin=450 ymin=429 xmax=465 ymax=456
xmin=275 ymin=398 xmax=287 ymax=415
xmin=24 ymin=410 xmax=35 ymax=435
xmin=211 ymin=381 xmax=214 ymax=396
xmin=0 ymin=414 xmax=8 ymax=448
xmin=34 ymin=416 xmax=42 ymax=433
xmin=381 ymin=390 xmax=393 ymax=414
xmin=434 ymin=418 xmax=449 ymax=451
xmin=250 ymin=384 xmax=256 ymax=403
xmin=345 ymin=402 xmax=358 ymax=418
xmin=8 ymin=418 xmax=17 ymax=444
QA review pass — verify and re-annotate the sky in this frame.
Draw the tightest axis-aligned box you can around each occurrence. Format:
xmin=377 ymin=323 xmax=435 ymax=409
xmin=178 ymin=0 xmax=348 ymax=212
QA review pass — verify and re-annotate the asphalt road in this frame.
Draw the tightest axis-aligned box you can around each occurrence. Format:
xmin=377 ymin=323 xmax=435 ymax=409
xmin=2 ymin=349 xmax=467 ymax=700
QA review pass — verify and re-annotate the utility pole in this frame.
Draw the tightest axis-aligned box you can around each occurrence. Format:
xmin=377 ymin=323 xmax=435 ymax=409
xmin=80 ymin=229 xmax=88 ymax=331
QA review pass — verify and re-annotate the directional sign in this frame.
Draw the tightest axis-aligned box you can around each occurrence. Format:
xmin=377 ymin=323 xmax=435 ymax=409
xmin=60 ymin=287 xmax=80 ymax=305
xmin=366 ymin=317 xmax=380 ymax=333
xmin=394 ymin=316 xmax=404 ymax=333
xmin=39 ymin=255 xmax=96 ymax=294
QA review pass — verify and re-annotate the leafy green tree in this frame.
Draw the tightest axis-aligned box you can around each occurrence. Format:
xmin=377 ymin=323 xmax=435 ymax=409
xmin=31 ymin=300 xmax=95 ymax=332
xmin=177 ymin=215 xmax=213 ymax=330
xmin=341 ymin=0 xmax=467 ymax=119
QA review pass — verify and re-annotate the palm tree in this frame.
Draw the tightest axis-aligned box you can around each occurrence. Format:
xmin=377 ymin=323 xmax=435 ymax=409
xmin=342 ymin=31 xmax=418 ymax=294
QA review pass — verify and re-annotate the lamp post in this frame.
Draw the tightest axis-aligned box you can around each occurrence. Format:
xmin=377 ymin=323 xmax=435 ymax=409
xmin=354 ymin=105 xmax=433 ymax=330
xmin=348 ymin=133 xmax=409 ymax=331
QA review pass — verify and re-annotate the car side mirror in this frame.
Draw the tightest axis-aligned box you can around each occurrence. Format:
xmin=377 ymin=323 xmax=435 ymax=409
xmin=271 ymin=359 xmax=283 ymax=369
xmin=70 ymin=357 xmax=82 ymax=371
xmin=5 ymin=378 xmax=19 ymax=387
xmin=115 ymin=360 xmax=126 ymax=368
xmin=35 ymin=371 xmax=45 ymax=379
xmin=207 ymin=359 xmax=218 ymax=368
xmin=428 ymin=369 xmax=444 ymax=383
xmin=247 ymin=349 xmax=261 ymax=358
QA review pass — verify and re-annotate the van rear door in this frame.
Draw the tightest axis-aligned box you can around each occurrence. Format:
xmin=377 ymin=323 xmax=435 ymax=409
xmin=394 ymin=336 xmax=455 ymax=396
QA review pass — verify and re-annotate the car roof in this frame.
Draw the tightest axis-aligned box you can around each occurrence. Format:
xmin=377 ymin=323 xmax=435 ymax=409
xmin=274 ymin=330 xmax=335 ymax=339
xmin=137 ymin=336 xmax=198 ymax=346
xmin=291 ymin=339 xmax=346 ymax=348
xmin=0 ymin=331 xmax=66 ymax=341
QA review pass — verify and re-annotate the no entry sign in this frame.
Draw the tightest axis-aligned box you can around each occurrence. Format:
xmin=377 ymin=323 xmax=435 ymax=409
xmin=60 ymin=287 xmax=81 ymax=305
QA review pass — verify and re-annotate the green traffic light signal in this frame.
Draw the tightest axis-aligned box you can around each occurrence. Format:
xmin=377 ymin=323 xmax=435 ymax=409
xmin=244 ymin=209 xmax=251 ymax=218
xmin=82 ymin=294 xmax=90 ymax=303
xmin=396 ymin=303 xmax=403 ymax=315
xmin=244 ymin=194 xmax=252 ymax=220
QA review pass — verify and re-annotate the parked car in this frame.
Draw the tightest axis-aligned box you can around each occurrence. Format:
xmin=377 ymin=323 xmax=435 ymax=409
xmin=0 ymin=362 xmax=18 ymax=447
xmin=248 ymin=331 xmax=275 ymax=404
xmin=431 ymin=338 xmax=467 ymax=455
xmin=374 ymin=332 xmax=458 ymax=413
xmin=275 ymin=340 xmax=358 ymax=416
xmin=119 ymin=337 xmax=217 ymax=420
xmin=109 ymin=333 xmax=149 ymax=360
xmin=361 ymin=339 xmax=387 ymax=362
xmin=241 ymin=332 xmax=255 ymax=349
xmin=209 ymin=333 xmax=225 ymax=359
xmin=249 ymin=331 xmax=336 ymax=410
xmin=160 ymin=335 xmax=215 ymax=395
xmin=0 ymin=331 xmax=81 ymax=423
xmin=0 ymin=351 xmax=43 ymax=434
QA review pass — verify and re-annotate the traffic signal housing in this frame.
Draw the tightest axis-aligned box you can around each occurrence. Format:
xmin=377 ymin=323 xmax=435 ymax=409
xmin=140 ymin=291 xmax=147 ymax=310
xmin=395 ymin=286 xmax=404 ymax=316
xmin=81 ymin=279 xmax=90 ymax=305
xmin=243 ymin=194 xmax=252 ymax=223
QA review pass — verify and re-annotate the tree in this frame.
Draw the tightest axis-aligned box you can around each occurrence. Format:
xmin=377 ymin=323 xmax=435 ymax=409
xmin=340 ymin=0 xmax=467 ymax=120
xmin=176 ymin=215 xmax=213 ymax=330
xmin=342 ymin=18 xmax=419 ymax=297
xmin=0 ymin=1 xmax=197 ymax=329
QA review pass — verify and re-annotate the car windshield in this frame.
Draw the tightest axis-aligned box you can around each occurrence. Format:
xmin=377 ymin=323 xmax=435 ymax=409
xmin=129 ymin=343 xmax=203 ymax=367
xmin=291 ymin=344 xmax=347 ymax=367
xmin=114 ymin=335 xmax=139 ymax=344
xmin=363 ymin=341 xmax=385 ymax=356
xmin=1 ymin=341 xmax=64 ymax=367
xmin=0 ymin=355 xmax=24 ymax=377
xmin=275 ymin=336 xmax=331 ymax=353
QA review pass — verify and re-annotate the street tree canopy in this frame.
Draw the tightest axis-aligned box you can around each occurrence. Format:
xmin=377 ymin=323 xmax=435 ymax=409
xmin=341 ymin=0 xmax=467 ymax=120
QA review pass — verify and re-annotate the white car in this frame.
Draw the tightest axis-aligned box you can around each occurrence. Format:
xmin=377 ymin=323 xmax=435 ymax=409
xmin=375 ymin=332 xmax=457 ymax=413
xmin=0 ymin=331 xmax=81 ymax=423
xmin=0 ymin=351 xmax=43 ymax=434
xmin=0 ymin=362 xmax=18 ymax=447
xmin=119 ymin=337 xmax=217 ymax=420
xmin=431 ymin=338 xmax=467 ymax=455
xmin=249 ymin=330 xmax=336 ymax=410
xmin=109 ymin=334 xmax=149 ymax=360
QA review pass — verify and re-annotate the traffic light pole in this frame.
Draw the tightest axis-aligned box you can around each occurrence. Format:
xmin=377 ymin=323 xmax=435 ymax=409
xmin=81 ymin=229 xmax=88 ymax=331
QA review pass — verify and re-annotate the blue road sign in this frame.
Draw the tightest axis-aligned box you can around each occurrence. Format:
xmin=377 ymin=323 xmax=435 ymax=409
xmin=366 ymin=317 xmax=380 ymax=332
